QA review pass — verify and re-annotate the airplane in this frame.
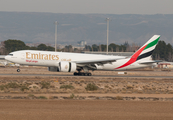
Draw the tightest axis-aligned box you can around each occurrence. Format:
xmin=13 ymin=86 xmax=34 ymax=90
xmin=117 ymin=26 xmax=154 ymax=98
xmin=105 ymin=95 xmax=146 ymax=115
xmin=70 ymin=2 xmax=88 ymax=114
xmin=4 ymin=35 xmax=160 ymax=76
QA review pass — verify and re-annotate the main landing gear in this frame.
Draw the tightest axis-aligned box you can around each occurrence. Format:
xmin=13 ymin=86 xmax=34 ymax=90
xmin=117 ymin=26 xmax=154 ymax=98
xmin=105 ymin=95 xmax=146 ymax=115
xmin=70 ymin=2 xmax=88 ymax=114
xmin=73 ymin=72 xmax=92 ymax=76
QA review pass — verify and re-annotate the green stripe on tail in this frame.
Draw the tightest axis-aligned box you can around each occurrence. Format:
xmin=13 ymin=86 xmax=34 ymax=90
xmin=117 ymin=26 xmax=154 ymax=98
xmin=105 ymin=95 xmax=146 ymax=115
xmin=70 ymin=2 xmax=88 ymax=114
xmin=144 ymin=37 xmax=160 ymax=50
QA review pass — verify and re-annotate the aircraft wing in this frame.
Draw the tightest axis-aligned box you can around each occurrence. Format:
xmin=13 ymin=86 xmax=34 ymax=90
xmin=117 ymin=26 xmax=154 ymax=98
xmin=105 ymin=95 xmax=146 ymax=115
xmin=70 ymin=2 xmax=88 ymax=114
xmin=0 ymin=55 xmax=6 ymax=60
xmin=75 ymin=58 xmax=125 ymax=65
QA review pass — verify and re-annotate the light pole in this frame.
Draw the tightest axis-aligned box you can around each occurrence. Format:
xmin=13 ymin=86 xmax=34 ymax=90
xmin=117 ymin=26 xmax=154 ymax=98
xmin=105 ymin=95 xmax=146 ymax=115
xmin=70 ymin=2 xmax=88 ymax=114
xmin=106 ymin=18 xmax=110 ymax=54
xmin=55 ymin=21 xmax=58 ymax=52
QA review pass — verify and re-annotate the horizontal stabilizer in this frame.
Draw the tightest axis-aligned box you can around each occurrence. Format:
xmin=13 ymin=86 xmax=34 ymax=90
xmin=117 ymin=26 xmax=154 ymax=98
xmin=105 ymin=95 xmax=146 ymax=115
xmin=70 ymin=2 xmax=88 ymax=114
xmin=139 ymin=60 xmax=162 ymax=64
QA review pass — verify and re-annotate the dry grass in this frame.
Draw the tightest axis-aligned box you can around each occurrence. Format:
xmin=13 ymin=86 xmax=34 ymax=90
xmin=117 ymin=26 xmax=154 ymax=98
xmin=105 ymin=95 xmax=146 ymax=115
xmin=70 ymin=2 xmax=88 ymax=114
xmin=168 ymin=91 xmax=173 ymax=94
xmin=0 ymin=67 xmax=173 ymax=95
xmin=138 ymin=90 xmax=143 ymax=94
xmin=116 ymin=96 xmax=123 ymax=100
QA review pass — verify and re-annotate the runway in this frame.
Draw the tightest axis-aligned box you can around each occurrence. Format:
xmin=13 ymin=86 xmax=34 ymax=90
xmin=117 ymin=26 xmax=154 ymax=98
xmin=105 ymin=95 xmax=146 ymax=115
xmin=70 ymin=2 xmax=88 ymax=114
xmin=0 ymin=73 xmax=173 ymax=79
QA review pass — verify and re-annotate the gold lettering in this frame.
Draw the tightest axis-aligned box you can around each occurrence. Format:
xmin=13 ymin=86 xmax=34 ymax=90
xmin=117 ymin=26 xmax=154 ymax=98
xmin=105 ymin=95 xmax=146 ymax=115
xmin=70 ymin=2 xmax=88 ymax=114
xmin=26 ymin=52 xmax=30 ymax=59
xmin=49 ymin=54 xmax=51 ymax=60
xmin=26 ymin=52 xmax=60 ymax=61
xmin=56 ymin=55 xmax=59 ymax=60
xmin=39 ymin=53 xmax=41 ymax=59
xmin=41 ymin=54 xmax=44 ymax=60
xmin=44 ymin=54 xmax=48 ymax=60
xmin=67 ymin=59 xmax=71 ymax=61
xmin=52 ymin=55 xmax=55 ymax=60
xmin=31 ymin=54 xmax=38 ymax=59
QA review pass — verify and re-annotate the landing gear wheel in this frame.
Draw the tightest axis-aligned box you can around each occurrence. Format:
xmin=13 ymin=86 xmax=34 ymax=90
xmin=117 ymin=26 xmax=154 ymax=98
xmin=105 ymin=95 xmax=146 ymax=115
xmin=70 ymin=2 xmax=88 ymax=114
xmin=81 ymin=73 xmax=85 ymax=76
xmin=73 ymin=72 xmax=92 ymax=76
xmin=84 ymin=73 xmax=88 ymax=76
xmin=74 ymin=72 xmax=78 ymax=76
xmin=17 ymin=69 xmax=20 ymax=72
xmin=87 ymin=73 xmax=92 ymax=76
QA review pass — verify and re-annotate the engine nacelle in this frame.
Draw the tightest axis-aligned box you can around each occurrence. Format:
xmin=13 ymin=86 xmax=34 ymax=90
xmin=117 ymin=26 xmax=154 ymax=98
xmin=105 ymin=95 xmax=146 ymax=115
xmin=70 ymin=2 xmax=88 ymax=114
xmin=48 ymin=67 xmax=59 ymax=72
xmin=59 ymin=62 xmax=77 ymax=72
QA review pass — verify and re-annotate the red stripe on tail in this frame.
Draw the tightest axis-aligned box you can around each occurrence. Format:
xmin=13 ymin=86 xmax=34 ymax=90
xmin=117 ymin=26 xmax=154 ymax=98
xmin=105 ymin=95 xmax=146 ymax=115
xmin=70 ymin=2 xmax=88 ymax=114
xmin=115 ymin=45 xmax=147 ymax=69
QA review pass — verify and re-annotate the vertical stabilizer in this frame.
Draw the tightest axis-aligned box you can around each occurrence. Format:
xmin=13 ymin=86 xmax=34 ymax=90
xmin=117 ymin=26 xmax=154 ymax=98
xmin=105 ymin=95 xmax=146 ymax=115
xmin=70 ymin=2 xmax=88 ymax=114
xmin=115 ymin=35 xmax=160 ymax=69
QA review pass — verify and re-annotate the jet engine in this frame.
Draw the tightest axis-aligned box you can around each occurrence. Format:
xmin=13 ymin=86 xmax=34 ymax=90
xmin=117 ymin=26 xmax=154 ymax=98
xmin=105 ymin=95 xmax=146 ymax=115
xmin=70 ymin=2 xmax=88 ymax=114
xmin=59 ymin=62 xmax=77 ymax=72
xmin=48 ymin=62 xmax=77 ymax=72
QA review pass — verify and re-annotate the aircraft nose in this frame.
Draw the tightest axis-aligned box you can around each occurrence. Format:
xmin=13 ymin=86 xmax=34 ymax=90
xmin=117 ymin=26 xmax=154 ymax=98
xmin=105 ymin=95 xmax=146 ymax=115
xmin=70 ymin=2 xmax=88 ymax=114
xmin=5 ymin=56 xmax=8 ymax=60
xmin=5 ymin=55 xmax=10 ymax=61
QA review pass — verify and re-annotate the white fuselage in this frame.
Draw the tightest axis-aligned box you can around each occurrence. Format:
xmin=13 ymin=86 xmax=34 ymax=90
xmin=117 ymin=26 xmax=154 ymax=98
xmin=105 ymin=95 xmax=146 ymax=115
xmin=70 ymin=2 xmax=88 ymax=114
xmin=5 ymin=50 xmax=155 ymax=71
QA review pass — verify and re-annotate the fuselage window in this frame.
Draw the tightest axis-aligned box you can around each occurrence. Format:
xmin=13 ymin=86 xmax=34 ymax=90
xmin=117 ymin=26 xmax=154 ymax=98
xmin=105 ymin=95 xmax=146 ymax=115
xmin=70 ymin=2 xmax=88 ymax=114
xmin=8 ymin=54 xmax=13 ymax=56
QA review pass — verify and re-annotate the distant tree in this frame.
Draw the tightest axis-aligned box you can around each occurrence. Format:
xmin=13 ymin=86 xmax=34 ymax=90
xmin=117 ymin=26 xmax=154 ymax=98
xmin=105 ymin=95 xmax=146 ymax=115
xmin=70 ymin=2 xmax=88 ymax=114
xmin=37 ymin=44 xmax=55 ymax=51
xmin=29 ymin=46 xmax=37 ymax=50
xmin=65 ymin=45 xmax=73 ymax=52
xmin=4 ymin=39 xmax=27 ymax=53
xmin=74 ymin=48 xmax=80 ymax=53
xmin=109 ymin=43 xmax=116 ymax=52
xmin=153 ymin=41 xmax=173 ymax=61
xmin=37 ymin=44 xmax=47 ymax=50
xmin=119 ymin=45 xmax=126 ymax=52
xmin=47 ymin=46 xmax=55 ymax=51
xmin=101 ymin=44 xmax=106 ymax=52
xmin=84 ymin=45 xmax=92 ymax=51
xmin=92 ymin=44 xmax=99 ymax=51
xmin=108 ymin=43 xmax=126 ymax=52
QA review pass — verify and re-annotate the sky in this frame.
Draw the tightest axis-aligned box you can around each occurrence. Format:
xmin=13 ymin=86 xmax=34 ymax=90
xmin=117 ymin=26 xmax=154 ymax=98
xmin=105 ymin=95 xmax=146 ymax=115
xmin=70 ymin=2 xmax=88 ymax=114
xmin=0 ymin=0 xmax=173 ymax=14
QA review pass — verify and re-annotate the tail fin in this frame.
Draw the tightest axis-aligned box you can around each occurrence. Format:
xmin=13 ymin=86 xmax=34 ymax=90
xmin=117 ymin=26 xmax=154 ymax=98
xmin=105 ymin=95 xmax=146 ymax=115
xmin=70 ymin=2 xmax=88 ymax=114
xmin=115 ymin=35 xmax=160 ymax=69
xmin=132 ymin=35 xmax=160 ymax=61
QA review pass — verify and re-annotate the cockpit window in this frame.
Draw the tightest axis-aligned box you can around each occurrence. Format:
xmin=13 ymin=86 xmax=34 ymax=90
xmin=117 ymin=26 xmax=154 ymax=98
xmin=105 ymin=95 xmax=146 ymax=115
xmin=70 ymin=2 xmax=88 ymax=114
xmin=8 ymin=54 xmax=13 ymax=56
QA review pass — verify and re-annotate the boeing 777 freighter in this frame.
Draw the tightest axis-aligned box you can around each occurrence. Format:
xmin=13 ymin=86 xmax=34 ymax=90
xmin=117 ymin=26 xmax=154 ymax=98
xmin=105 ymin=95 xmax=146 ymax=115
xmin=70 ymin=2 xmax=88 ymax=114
xmin=4 ymin=35 xmax=160 ymax=76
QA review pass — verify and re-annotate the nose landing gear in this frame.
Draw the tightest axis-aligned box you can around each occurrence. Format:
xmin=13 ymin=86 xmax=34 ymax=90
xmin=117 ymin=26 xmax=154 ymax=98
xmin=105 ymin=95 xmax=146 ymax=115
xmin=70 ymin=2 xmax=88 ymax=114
xmin=17 ymin=65 xmax=20 ymax=72
xmin=17 ymin=69 xmax=20 ymax=72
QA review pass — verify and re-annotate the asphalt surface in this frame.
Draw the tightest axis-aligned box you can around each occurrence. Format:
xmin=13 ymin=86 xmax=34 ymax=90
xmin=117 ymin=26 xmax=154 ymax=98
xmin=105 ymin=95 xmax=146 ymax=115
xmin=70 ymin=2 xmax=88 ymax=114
xmin=0 ymin=73 xmax=173 ymax=78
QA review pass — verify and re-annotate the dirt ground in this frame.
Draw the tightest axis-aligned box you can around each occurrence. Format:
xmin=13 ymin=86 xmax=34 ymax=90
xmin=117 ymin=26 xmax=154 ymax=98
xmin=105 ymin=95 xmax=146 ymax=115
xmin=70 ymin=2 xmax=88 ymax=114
xmin=0 ymin=100 xmax=173 ymax=120
xmin=0 ymin=67 xmax=173 ymax=120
